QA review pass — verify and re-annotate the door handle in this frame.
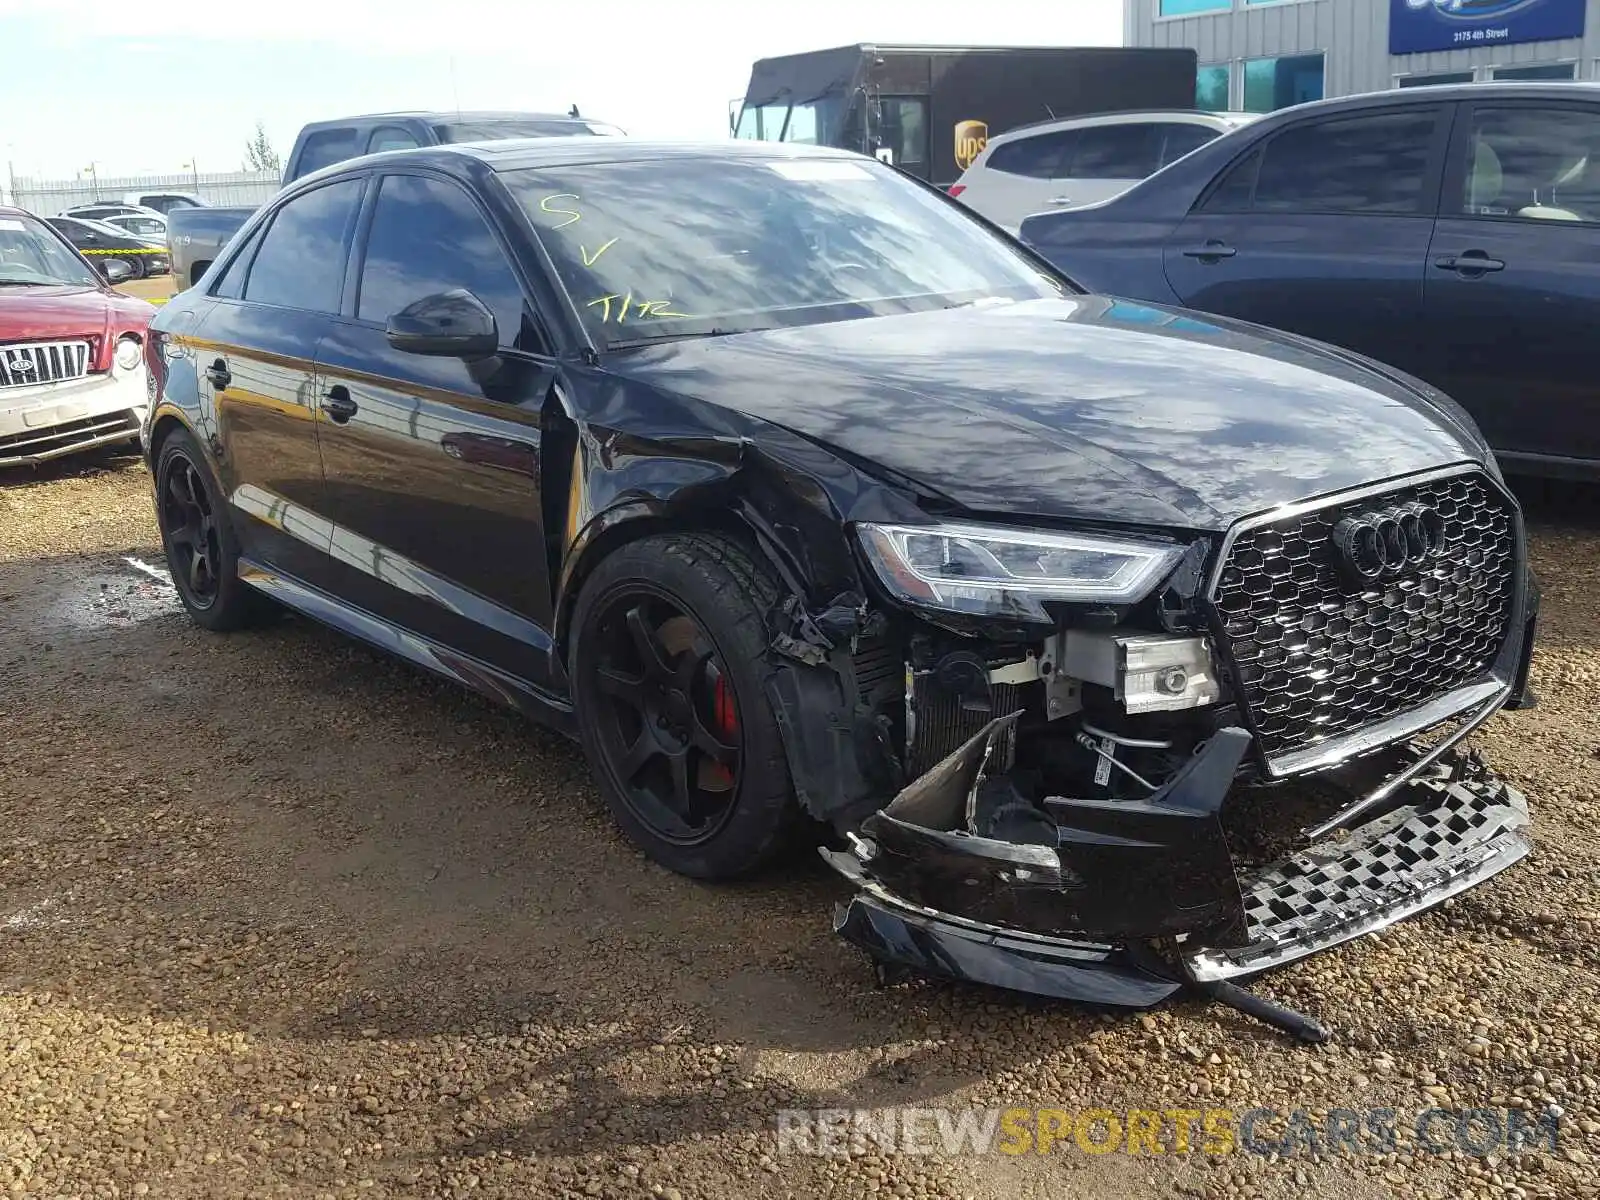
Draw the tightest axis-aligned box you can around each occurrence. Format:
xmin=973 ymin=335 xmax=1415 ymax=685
xmin=1181 ymin=241 xmax=1237 ymax=261
xmin=320 ymin=384 xmax=358 ymax=424
xmin=1046 ymin=196 xmax=1075 ymax=206
xmin=204 ymin=359 xmax=230 ymax=390
xmin=1434 ymin=251 xmax=1505 ymax=276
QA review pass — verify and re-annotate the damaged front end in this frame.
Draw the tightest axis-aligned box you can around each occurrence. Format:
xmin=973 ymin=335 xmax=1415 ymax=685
xmin=781 ymin=468 xmax=1538 ymax=1039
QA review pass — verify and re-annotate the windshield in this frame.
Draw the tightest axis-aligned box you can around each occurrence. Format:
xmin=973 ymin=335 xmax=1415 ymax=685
xmin=0 ymin=214 xmax=98 ymax=286
xmin=506 ymin=154 xmax=1064 ymax=347
xmin=733 ymin=98 xmax=843 ymax=145
xmin=433 ymin=119 xmax=625 ymax=143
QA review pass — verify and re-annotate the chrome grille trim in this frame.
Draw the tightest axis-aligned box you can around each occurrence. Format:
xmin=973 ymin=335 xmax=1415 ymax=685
xmin=0 ymin=341 xmax=92 ymax=389
xmin=1206 ymin=465 xmax=1520 ymax=773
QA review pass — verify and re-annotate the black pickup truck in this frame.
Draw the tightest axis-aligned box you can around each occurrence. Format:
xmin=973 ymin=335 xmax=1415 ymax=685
xmin=166 ymin=109 xmax=623 ymax=289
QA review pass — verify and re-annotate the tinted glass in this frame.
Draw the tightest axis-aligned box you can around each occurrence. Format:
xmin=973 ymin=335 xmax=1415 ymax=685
xmin=0 ymin=213 xmax=98 ymax=286
xmin=1160 ymin=0 xmax=1228 ymax=11
xmin=212 ymin=224 xmax=264 ymax=298
xmin=1462 ymin=106 xmax=1600 ymax=222
xmin=1399 ymin=72 xmax=1474 ymax=88
xmin=1202 ymin=149 xmax=1262 ymax=211
xmin=1492 ymin=63 xmax=1576 ymax=82
xmin=297 ymin=129 xmax=360 ymax=175
xmin=1243 ymin=53 xmax=1326 ymax=113
xmin=357 ymin=174 xmax=536 ymax=350
xmin=1069 ymin=125 xmax=1160 ymax=179
xmin=507 ymin=156 xmax=1062 ymax=347
xmin=1159 ymin=124 xmax=1219 ymax=167
xmin=243 ymin=179 xmax=363 ymax=312
xmin=880 ymin=98 xmax=928 ymax=168
xmin=367 ymin=126 xmax=420 ymax=154
xmin=985 ymin=130 xmax=1077 ymax=178
xmin=1252 ymin=110 xmax=1438 ymax=214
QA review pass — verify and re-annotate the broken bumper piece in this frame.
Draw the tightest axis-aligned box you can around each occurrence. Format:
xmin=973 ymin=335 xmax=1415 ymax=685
xmin=824 ymin=719 xmax=1532 ymax=1009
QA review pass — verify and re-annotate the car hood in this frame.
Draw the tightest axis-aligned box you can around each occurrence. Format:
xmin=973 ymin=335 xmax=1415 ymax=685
xmin=606 ymin=295 xmax=1489 ymax=531
xmin=1 ymin=284 xmax=155 ymax=348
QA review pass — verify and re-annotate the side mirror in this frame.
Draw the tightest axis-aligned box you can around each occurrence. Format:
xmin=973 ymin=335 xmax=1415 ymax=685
xmin=102 ymin=259 xmax=134 ymax=284
xmin=385 ymin=289 xmax=498 ymax=359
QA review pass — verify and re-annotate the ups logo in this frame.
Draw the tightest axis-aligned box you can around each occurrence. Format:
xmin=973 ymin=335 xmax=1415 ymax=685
xmin=954 ymin=120 xmax=988 ymax=171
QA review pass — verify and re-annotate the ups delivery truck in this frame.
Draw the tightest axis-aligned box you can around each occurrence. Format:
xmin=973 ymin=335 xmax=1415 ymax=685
xmin=732 ymin=44 xmax=1200 ymax=188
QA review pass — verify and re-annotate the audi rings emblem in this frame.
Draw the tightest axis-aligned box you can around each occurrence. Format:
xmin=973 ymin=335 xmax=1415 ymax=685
xmin=1333 ymin=504 xmax=1446 ymax=584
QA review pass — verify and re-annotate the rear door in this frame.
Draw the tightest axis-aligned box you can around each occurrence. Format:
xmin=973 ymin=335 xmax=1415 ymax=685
xmin=1423 ymin=98 xmax=1600 ymax=468
xmin=196 ymin=176 xmax=367 ymax=587
xmin=956 ymin=129 xmax=1080 ymax=234
xmin=312 ymin=170 xmax=561 ymax=690
xmin=1160 ymin=104 xmax=1450 ymax=382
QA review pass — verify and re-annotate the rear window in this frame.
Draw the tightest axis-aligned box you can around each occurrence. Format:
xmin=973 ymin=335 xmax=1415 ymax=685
xmin=983 ymin=130 xmax=1078 ymax=179
xmin=296 ymin=128 xmax=361 ymax=176
xmin=432 ymin=119 xmax=624 ymax=143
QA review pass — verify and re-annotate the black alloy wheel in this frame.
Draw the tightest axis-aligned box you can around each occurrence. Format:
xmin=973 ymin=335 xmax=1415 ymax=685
xmin=154 ymin=427 xmax=273 ymax=631
xmin=588 ymin=591 xmax=742 ymax=844
xmin=571 ymin=533 xmax=799 ymax=879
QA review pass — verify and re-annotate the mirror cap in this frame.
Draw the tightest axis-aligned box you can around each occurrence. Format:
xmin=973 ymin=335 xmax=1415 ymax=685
xmin=385 ymin=288 xmax=498 ymax=359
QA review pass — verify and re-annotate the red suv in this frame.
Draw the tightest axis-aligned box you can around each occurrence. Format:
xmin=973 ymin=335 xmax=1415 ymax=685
xmin=1 ymin=206 xmax=156 ymax=466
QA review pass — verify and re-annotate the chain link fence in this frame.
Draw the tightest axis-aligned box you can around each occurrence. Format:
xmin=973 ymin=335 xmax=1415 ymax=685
xmin=5 ymin=170 xmax=280 ymax=214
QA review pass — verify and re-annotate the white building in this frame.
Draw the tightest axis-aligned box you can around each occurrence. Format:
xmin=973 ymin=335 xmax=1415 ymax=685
xmin=1126 ymin=0 xmax=1593 ymax=112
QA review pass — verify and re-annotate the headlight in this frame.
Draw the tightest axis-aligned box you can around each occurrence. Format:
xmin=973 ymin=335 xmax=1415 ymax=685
xmin=114 ymin=336 xmax=143 ymax=373
xmin=857 ymin=521 xmax=1186 ymax=621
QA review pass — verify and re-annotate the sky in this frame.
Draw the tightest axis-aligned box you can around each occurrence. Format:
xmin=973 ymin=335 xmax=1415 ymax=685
xmin=0 ymin=0 xmax=1123 ymax=181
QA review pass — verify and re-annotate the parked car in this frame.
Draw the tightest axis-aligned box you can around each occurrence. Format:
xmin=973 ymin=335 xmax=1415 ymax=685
xmin=46 ymin=216 xmax=169 ymax=279
xmin=1019 ymin=82 xmax=1600 ymax=479
xmin=124 ymin=190 xmax=206 ymax=214
xmin=143 ymin=138 xmax=1537 ymax=1037
xmin=165 ymin=109 xmax=625 ymax=290
xmin=950 ymin=109 xmax=1259 ymax=233
xmin=0 ymin=207 xmax=154 ymax=465
xmin=61 ymin=202 xmax=161 ymax=222
xmin=102 ymin=212 xmax=168 ymax=240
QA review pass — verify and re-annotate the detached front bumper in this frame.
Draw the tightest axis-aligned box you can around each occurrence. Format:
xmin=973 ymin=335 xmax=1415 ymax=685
xmin=0 ymin=369 xmax=148 ymax=466
xmin=824 ymin=718 xmax=1531 ymax=1009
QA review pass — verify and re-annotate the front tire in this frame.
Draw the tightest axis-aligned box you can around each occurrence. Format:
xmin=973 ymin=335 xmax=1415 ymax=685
xmin=154 ymin=428 xmax=271 ymax=631
xmin=569 ymin=533 xmax=799 ymax=879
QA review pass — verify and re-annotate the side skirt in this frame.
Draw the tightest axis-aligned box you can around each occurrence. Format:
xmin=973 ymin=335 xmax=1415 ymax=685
xmin=237 ymin=557 xmax=576 ymax=737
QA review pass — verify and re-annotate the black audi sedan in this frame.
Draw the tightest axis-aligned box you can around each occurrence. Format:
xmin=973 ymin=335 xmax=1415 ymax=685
xmin=45 ymin=215 xmax=169 ymax=279
xmin=143 ymin=138 xmax=1538 ymax=1035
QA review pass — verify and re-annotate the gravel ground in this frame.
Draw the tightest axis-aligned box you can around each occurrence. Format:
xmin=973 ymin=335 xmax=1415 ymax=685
xmin=2 ymin=450 xmax=1598 ymax=1199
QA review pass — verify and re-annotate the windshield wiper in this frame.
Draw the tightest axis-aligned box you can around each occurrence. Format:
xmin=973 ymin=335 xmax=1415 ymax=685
xmin=605 ymin=327 xmax=763 ymax=350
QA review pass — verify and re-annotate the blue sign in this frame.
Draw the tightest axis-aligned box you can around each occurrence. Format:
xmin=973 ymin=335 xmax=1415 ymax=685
xmin=1390 ymin=0 xmax=1587 ymax=55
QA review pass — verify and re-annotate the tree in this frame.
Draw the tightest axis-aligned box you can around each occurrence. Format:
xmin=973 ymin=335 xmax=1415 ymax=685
xmin=244 ymin=121 xmax=281 ymax=174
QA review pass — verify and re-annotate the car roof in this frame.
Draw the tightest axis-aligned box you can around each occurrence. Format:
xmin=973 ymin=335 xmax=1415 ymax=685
xmin=312 ymin=136 xmax=865 ymax=175
xmin=300 ymin=110 xmax=595 ymax=130
xmin=1263 ymin=79 xmax=1600 ymax=120
xmin=989 ymin=109 xmax=1258 ymax=144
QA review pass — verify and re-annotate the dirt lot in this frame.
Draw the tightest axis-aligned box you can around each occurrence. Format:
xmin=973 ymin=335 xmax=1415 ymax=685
xmin=2 ymin=451 xmax=1598 ymax=1200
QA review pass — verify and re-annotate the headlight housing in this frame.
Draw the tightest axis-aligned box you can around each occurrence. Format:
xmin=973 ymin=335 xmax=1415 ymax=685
xmin=857 ymin=520 xmax=1186 ymax=622
xmin=114 ymin=336 xmax=143 ymax=373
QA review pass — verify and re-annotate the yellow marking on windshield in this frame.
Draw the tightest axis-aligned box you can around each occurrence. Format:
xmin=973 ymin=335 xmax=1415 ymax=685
xmin=539 ymin=194 xmax=582 ymax=229
xmin=586 ymin=293 xmax=690 ymax=322
xmin=580 ymin=237 xmax=618 ymax=267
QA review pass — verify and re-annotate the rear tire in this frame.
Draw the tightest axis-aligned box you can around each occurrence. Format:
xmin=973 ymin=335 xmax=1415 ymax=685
xmin=153 ymin=427 xmax=273 ymax=632
xmin=569 ymin=532 xmax=800 ymax=879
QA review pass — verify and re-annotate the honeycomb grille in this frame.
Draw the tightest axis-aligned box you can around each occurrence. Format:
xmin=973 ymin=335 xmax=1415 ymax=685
xmin=1212 ymin=472 xmax=1517 ymax=765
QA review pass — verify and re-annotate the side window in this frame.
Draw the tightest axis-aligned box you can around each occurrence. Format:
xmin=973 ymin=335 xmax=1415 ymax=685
xmin=1159 ymin=123 xmax=1221 ymax=168
xmin=1201 ymin=149 xmax=1263 ymax=211
xmin=1460 ymin=106 xmax=1600 ymax=223
xmin=367 ymin=125 xmax=420 ymax=154
xmin=211 ymin=224 xmax=266 ymax=299
xmin=243 ymin=179 xmax=364 ymax=313
xmin=1251 ymin=110 xmax=1440 ymax=215
xmin=985 ymin=130 xmax=1078 ymax=179
xmin=296 ymin=129 xmax=360 ymax=176
xmin=356 ymin=174 xmax=539 ymax=353
xmin=1067 ymin=125 xmax=1160 ymax=180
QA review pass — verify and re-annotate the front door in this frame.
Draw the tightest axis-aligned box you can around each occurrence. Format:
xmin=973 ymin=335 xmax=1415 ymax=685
xmin=1161 ymin=105 xmax=1449 ymax=385
xmin=1423 ymin=98 xmax=1600 ymax=469
xmin=195 ymin=177 xmax=366 ymax=586
xmin=313 ymin=171 xmax=560 ymax=691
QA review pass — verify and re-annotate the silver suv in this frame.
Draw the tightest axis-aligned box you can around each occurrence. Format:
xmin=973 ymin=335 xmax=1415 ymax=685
xmin=950 ymin=109 xmax=1259 ymax=234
